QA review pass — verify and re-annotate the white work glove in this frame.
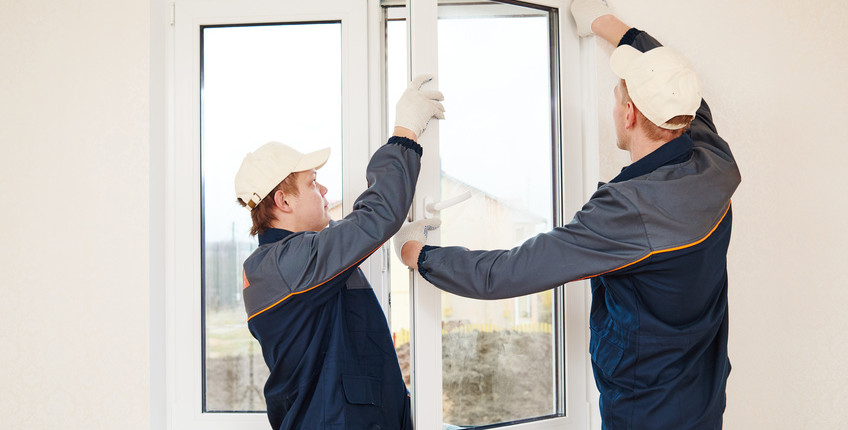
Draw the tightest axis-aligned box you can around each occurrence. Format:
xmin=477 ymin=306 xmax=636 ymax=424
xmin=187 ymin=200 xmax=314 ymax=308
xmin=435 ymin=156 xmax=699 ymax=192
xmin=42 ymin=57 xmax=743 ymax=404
xmin=570 ymin=0 xmax=611 ymax=37
xmin=392 ymin=218 xmax=442 ymax=263
xmin=394 ymin=74 xmax=445 ymax=138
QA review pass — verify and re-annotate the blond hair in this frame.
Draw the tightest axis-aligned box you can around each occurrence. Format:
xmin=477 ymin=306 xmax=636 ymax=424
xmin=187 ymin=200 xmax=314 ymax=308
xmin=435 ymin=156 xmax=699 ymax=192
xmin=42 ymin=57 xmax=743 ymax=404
xmin=620 ymin=80 xmax=693 ymax=141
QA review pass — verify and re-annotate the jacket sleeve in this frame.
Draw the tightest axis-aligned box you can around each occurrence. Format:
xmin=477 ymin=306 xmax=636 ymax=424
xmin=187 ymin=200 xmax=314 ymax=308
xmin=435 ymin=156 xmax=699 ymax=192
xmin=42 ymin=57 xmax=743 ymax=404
xmin=274 ymin=138 xmax=421 ymax=299
xmin=622 ymin=30 xmax=736 ymax=164
xmin=416 ymin=186 xmax=652 ymax=300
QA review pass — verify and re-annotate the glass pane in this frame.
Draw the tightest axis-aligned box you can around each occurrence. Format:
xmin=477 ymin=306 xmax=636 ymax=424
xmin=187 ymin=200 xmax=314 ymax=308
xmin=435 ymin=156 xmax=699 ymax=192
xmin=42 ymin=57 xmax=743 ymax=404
xmin=201 ymin=22 xmax=342 ymax=412
xmin=437 ymin=3 xmax=557 ymax=426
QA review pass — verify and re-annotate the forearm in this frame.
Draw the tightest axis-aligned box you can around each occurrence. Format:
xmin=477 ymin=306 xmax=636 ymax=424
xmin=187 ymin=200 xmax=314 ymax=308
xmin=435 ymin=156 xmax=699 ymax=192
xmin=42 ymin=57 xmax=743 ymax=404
xmin=392 ymin=126 xmax=418 ymax=141
xmin=591 ymin=14 xmax=631 ymax=46
xmin=350 ymin=139 xmax=422 ymax=242
xmin=413 ymin=187 xmax=652 ymax=300
xmin=418 ymin=245 xmax=566 ymax=300
xmin=307 ymin=139 xmax=422 ymax=284
xmin=415 ymin=232 xmax=640 ymax=301
xmin=401 ymin=241 xmax=424 ymax=269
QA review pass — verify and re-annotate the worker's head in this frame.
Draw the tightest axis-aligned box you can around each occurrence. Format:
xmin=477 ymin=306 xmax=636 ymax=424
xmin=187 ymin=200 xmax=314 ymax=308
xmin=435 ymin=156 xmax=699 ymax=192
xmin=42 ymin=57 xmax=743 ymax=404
xmin=235 ymin=142 xmax=331 ymax=235
xmin=610 ymin=45 xmax=700 ymax=151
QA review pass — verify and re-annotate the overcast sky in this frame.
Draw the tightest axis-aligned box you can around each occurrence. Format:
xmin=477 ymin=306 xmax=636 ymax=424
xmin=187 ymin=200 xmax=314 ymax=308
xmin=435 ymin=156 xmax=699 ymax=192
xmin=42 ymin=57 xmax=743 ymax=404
xmin=202 ymin=13 xmax=553 ymax=243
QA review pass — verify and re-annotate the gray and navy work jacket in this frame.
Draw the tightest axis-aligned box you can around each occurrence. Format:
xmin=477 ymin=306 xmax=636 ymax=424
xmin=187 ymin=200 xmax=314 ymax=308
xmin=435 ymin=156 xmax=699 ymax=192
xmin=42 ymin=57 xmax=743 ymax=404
xmin=242 ymin=137 xmax=421 ymax=430
xmin=417 ymin=30 xmax=741 ymax=430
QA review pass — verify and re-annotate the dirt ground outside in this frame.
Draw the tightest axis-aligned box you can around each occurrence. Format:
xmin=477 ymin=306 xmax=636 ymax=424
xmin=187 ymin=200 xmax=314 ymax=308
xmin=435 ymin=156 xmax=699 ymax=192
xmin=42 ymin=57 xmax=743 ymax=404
xmin=397 ymin=330 xmax=554 ymax=427
xmin=207 ymin=330 xmax=553 ymax=427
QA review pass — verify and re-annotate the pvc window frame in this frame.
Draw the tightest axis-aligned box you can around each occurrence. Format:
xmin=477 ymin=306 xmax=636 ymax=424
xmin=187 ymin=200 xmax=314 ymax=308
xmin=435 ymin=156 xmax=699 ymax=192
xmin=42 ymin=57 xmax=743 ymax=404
xmin=377 ymin=1 xmax=592 ymax=429
xmin=154 ymin=0 xmax=599 ymax=429
xmin=167 ymin=1 xmax=369 ymax=429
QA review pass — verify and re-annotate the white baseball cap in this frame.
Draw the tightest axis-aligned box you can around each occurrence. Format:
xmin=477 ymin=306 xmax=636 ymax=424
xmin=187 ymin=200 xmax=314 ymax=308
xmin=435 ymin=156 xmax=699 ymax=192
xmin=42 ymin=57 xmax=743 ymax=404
xmin=234 ymin=141 xmax=330 ymax=210
xmin=610 ymin=45 xmax=701 ymax=130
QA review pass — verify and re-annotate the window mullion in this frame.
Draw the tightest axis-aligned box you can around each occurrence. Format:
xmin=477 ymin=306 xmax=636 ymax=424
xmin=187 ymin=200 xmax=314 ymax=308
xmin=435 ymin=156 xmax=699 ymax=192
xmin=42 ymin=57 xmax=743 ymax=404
xmin=407 ymin=0 xmax=444 ymax=429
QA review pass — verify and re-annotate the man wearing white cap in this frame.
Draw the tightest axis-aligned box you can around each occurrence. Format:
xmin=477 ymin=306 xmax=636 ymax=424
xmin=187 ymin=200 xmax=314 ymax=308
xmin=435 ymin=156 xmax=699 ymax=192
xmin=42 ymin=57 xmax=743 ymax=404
xmin=394 ymin=2 xmax=740 ymax=429
xmin=235 ymin=74 xmax=444 ymax=430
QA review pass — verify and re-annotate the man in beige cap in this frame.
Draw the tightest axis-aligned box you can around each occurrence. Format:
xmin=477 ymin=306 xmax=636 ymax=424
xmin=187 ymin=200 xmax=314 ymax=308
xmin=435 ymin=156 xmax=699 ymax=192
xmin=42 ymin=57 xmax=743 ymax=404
xmin=394 ymin=2 xmax=740 ymax=429
xmin=235 ymin=74 xmax=443 ymax=430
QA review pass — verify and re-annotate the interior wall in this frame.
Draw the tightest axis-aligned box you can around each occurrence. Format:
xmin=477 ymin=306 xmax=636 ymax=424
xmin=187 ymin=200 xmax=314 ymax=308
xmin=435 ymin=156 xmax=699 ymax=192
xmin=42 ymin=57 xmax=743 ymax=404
xmin=2 ymin=0 xmax=846 ymax=429
xmin=0 ymin=1 xmax=150 ymax=429
xmin=590 ymin=1 xmax=848 ymax=429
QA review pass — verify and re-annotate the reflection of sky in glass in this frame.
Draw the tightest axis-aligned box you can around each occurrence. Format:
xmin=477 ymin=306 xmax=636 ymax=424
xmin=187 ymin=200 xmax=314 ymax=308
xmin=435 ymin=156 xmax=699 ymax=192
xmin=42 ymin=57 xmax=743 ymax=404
xmin=439 ymin=17 xmax=551 ymax=223
xmin=388 ymin=14 xmax=553 ymax=225
xmin=438 ymin=15 xmax=552 ymax=224
xmin=202 ymin=23 xmax=342 ymax=242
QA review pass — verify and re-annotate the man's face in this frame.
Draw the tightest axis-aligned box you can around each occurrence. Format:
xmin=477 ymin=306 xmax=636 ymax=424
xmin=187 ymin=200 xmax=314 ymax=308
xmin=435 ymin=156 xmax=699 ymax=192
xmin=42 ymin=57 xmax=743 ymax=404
xmin=288 ymin=169 xmax=331 ymax=232
xmin=613 ymin=83 xmax=629 ymax=151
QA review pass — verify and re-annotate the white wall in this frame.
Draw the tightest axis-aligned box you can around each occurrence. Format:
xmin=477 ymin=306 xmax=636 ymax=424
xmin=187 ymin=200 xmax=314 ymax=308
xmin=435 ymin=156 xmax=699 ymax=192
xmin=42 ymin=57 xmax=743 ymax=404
xmin=2 ymin=0 xmax=846 ymax=429
xmin=0 ymin=0 xmax=150 ymax=428
xmin=591 ymin=1 xmax=848 ymax=429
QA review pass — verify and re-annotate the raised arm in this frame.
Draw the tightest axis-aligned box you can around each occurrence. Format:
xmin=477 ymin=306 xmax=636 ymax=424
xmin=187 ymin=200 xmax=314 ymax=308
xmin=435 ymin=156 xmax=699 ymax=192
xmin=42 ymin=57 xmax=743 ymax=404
xmin=399 ymin=187 xmax=652 ymax=300
xmin=273 ymin=75 xmax=444 ymax=294
xmin=572 ymin=0 xmax=735 ymax=161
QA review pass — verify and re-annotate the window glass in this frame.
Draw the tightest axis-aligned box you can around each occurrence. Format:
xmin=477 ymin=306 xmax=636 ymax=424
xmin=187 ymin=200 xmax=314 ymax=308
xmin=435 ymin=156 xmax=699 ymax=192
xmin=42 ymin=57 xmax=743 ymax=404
xmin=201 ymin=22 xmax=342 ymax=412
xmin=386 ymin=1 xmax=560 ymax=427
xmin=437 ymin=4 xmax=557 ymax=426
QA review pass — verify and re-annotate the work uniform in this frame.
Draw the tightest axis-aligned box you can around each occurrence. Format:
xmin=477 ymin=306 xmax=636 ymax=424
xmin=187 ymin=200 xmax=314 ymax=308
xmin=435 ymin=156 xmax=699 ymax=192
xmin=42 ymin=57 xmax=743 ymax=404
xmin=242 ymin=137 xmax=421 ymax=430
xmin=415 ymin=30 xmax=740 ymax=430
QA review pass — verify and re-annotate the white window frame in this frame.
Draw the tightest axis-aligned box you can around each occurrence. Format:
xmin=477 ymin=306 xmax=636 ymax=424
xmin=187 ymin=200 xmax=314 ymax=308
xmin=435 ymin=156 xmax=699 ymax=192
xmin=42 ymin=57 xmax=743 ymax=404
xmin=153 ymin=0 xmax=600 ymax=429
xmin=385 ymin=1 xmax=593 ymax=429
xmin=167 ymin=1 xmax=369 ymax=429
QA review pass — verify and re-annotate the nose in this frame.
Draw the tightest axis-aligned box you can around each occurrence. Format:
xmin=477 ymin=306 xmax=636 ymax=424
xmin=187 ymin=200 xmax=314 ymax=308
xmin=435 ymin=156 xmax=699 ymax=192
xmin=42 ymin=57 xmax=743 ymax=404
xmin=318 ymin=183 xmax=328 ymax=196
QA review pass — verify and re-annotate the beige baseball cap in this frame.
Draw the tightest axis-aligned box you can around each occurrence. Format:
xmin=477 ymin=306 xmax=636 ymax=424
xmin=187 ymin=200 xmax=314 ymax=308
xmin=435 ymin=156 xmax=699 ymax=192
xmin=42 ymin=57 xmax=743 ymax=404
xmin=610 ymin=45 xmax=701 ymax=130
xmin=234 ymin=141 xmax=330 ymax=210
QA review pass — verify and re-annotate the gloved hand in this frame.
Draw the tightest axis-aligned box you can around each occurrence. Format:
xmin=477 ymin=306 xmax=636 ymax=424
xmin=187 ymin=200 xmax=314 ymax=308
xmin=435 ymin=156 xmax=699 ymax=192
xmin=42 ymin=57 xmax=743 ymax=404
xmin=392 ymin=218 xmax=442 ymax=264
xmin=394 ymin=74 xmax=445 ymax=138
xmin=570 ymin=0 xmax=611 ymax=37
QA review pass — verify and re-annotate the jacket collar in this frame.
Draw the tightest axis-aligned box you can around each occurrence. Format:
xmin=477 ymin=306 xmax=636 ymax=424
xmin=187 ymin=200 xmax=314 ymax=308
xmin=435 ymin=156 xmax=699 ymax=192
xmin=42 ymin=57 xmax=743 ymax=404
xmin=258 ymin=228 xmax=292 ymax=246
xmin=610 ymin=133 xmax=694 ymax=184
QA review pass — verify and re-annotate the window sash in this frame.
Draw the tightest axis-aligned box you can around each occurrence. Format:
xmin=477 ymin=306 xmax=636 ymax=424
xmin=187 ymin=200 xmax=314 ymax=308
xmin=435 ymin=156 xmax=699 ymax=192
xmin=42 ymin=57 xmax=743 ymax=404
xmin=166 ymin=0 xmax=593 ymax=429
xmin=171 ymin=0 xmax=369 ymax=427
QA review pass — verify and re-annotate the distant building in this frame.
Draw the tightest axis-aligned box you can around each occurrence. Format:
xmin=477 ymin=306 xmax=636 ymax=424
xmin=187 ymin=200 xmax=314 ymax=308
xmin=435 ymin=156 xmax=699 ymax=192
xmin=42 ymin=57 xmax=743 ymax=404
xmin=390 ymin=173 xmax=553 ymax=339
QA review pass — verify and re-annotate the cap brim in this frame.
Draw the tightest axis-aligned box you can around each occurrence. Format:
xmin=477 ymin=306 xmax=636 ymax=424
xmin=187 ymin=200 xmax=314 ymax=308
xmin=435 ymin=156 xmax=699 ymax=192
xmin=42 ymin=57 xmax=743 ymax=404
xmin=610 ymin=44 xmax=642 ymax=79
xmin=293 ymin=147 xmax=331 ymax=172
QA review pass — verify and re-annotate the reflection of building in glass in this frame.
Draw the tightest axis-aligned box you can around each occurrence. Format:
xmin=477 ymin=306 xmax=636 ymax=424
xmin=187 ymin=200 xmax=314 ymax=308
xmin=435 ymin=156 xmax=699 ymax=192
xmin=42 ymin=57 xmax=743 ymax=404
xmin=391 ymin=172 xmax=552 ymax=338
xmin=390 ymin=173 xmax=557 ymax=425
xmin=441 ymin=172 xmax=551 ymax=328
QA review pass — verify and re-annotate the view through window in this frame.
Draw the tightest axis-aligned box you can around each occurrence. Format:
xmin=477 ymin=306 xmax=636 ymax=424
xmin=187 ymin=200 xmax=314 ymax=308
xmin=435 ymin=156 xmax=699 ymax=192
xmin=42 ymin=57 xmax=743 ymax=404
xmin=200 ymin=22 xmax=343 ymax=412
xmin=386 ymin=1 xmax=562 ymax=427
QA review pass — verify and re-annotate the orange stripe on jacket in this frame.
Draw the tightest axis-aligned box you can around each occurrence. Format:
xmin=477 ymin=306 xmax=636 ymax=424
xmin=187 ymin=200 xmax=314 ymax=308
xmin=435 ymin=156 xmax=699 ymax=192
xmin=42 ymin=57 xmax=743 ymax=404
xmin=247 ymin=242 xmax=385 ymax=321
xmin=574 ymin=201 xmax=732 ymax=282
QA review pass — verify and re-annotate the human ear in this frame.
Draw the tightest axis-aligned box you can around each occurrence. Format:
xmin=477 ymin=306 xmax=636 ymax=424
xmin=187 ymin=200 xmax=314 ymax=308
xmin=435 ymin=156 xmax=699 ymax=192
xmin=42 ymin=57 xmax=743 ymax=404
xmin=625 ymin=102 xmax=637 ymax=129
xmin=273 ymin=190 xmax=293 ymax=213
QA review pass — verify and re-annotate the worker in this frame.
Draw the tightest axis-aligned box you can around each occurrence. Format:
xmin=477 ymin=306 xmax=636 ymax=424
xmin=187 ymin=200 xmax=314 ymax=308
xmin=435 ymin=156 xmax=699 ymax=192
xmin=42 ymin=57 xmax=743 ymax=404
xmin=235 ymin=74 xmax=444 ymax=429
xmin=393 ymin=1 xmax=740 ymax=428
